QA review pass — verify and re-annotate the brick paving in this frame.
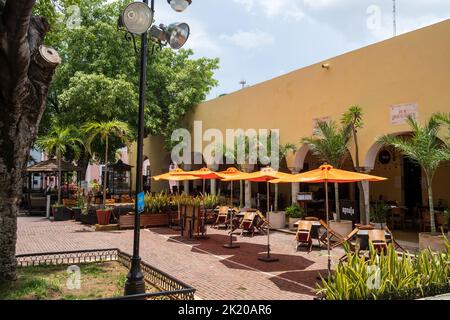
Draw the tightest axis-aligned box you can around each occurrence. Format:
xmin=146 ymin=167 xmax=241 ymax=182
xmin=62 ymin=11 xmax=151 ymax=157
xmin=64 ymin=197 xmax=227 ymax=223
xmin=16 ymin=216 xmax=345 ymax=300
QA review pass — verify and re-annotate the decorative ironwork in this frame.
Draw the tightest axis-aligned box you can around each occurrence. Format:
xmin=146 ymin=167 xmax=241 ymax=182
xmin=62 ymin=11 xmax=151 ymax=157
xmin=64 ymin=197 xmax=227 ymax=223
xmin=16 ymin=249 xmax=195 ymax=300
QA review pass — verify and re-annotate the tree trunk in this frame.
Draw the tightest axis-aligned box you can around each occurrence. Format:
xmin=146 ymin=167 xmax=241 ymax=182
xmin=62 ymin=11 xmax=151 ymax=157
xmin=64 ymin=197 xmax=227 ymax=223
xmin=334 ymin=182 xmax=340 ymax=221
xmin=426 ymin=173 xmax=436 ymax=233
xmin=57 ymin=152 xmax=62 ymax=204
xmin=76 ymin=152 xmax=90 ymax=182
xmin=103 ymin=136 xmax=108 ymax=206
xmin=0 ymin=0 xmax=60 ymax=283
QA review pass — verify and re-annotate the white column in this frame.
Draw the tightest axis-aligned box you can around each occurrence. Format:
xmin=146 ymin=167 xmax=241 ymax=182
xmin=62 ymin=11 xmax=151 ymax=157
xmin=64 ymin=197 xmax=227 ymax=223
xmin=241 ymin=164 xmax=254 ymax=208
xmin=360 ymin=167 xmax=372 ymax=224
xmin=210 ymin=179 xmax=216 ymax=195
xmin=290 ymin=168 xmax=301 ymax=204
xmin=207 ymin=163 xmax=218 ymax=196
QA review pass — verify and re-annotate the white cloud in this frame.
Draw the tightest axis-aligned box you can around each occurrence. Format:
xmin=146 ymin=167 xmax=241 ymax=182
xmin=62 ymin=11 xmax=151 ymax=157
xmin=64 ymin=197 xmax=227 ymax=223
xmin=220 ymin=30 xmax=275 ymax=50
xmin=233 ymin=0 xmax=305 ymax=21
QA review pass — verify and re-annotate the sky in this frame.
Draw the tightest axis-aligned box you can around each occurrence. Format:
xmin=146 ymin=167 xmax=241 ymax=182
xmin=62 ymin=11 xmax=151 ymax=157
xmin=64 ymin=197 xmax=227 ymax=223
xmin=154 ymin=0 xmax=450 ymax=100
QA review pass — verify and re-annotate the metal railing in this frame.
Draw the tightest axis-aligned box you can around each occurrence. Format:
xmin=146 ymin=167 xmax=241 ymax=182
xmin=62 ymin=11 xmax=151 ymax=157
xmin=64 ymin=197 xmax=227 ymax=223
xmin=16 ymin=248 xmax=195 ymax=300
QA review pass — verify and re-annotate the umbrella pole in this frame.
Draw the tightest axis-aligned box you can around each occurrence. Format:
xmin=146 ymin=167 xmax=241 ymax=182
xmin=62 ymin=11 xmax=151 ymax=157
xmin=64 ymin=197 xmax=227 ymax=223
xmin=258 ymin=181 xmax=278 ymax=262
xmin=224 ymin=180 xmax=239 ymax=249
xmin=325 ymin=181 xmax=331 ymax=278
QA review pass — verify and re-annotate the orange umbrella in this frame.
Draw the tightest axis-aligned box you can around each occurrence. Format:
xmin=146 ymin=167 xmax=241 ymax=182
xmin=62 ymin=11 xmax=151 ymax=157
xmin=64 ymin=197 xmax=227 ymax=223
xmin=271 ymin=164 xmax=387 ymax=275
xmin=152 ymin=168 xmax=200 ymax=182
xmin=174 ymin=167 xmax=224 ymax=194
xmin=216 ymin=167 xmax=247 ymax=249
xmin=227 ymin=167 xmax=294 ymax=262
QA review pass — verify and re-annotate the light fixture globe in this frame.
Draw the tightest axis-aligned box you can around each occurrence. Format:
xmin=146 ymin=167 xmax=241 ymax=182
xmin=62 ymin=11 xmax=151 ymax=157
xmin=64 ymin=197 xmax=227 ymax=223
xmin=167 ymin=0 xmax=192 ymax=12
xmin=122 ymin=2 xmax=153 ymax=35
xmin=166 ymin=22 xmax=190 ymax=49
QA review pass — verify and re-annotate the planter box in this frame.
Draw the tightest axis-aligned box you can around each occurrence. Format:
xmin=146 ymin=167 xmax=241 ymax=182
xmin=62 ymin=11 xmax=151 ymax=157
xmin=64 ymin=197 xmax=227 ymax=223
xmin=329 ymin=220 xmax=353 ymax=236
xmin=268 ymin=211 xmax=286 ymax=229
xmin=72 ymin=208 xmax=82 ymax=222
xmin=119 ymin=212 xmax=178 ymax=229
xmin=289 ymin=218 xmax=301 ymax=231
xmin=419 ymin=233 xmax=448 ymax=252
xmin=53 ymin=207 xmax=72 ymax=221
xmin=80 ymin=213 xmax=98 ymax=225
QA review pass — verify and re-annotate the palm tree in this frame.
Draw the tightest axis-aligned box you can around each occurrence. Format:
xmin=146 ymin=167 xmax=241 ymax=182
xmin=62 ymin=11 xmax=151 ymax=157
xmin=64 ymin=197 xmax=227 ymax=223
xmin=35 ymin=126 xmax=83 ymax=204
xmin=341 ymin=106 xmax=367 ymax=221
xmin=301 ymin=120 xmax=352 ymax=221
xmin=378 ymin=115 xmax=450 ymax=233
xmin=82 ymin=120 xmax=130 ymax=206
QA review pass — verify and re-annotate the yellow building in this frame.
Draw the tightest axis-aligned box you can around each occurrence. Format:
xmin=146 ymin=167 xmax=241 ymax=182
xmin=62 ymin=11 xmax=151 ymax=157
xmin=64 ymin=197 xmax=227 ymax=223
xmin=130 ymin=19 xmax=450 ymax=230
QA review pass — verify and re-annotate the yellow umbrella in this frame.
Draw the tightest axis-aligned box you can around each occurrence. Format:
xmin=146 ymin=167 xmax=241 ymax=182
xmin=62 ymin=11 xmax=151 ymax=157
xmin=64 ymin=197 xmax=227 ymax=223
xmin=271 ymin=164 xmax=387 ymax=275
xmin=173 ymin=167 xmax=224 ymax=194
xmin=216 ymin=167 xmax=247 ymax=249
xmin=226 ymin=167 xmax=294 ymax=262
xmin=152 ymin=168 xmax=200 ymax=181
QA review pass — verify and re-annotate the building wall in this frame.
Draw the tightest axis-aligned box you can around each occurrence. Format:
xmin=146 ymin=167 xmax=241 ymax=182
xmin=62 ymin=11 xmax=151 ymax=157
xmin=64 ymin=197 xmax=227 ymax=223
xmin=130 ymin=19 xmax=450 ymax=207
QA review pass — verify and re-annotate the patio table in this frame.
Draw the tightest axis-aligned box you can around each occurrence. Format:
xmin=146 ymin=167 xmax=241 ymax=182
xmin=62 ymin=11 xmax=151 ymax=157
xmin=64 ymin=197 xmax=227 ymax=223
xmin=356 ymin=230 xmax=390 ymax=250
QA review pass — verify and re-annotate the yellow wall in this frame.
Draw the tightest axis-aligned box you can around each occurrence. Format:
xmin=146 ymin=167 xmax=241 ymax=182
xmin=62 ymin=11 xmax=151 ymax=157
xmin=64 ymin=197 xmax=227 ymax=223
xmin=132 ymin=19 xmax=450 ymax=206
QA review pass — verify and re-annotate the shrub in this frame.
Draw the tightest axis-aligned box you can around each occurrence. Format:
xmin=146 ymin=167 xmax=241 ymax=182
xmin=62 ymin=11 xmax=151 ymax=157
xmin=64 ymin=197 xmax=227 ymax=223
xmin=202 ymin=194 xmax=219 ymax=210
xmin=317 ymin=241 xmax=450 ymax=300
xmin=285 ymin=203 xmax=305 ymax=219
xmin=370 ymin=201 xmax=389 ymax=224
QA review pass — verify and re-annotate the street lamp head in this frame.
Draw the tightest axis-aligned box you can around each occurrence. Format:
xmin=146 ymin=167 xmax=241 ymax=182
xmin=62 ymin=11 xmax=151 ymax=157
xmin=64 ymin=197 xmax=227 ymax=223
xmin=166 ymin=22 xmax=190 ymax=49
xmin=167 ymin=0 xmax=192 ymax=12
xmin=149 ymin=22 xmax=190 ymax=49
xmin=121 ymin=2 xmax=153 ymax=35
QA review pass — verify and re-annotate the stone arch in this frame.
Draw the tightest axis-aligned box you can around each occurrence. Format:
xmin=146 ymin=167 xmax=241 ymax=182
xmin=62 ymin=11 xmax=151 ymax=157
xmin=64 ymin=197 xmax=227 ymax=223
xmin=364 ymin=131 xmax=410 ymax=170
xmin=293 ymin=143 xmax=312 ymax=171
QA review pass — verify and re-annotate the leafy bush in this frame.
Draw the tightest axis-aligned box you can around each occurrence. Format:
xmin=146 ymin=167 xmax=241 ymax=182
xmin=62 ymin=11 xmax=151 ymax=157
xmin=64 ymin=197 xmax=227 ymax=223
xmin=202 ymin=194 xmax=219 ymax=210
xmin=370 ymin=201 xmax=389 ymax=223
xmin=144 ymin=192 xmax=171 ymax=214
xmin=317 ymin=241 xmax=450 ymax=300
xmin=285 ymin=203 xmax=305 ymax=219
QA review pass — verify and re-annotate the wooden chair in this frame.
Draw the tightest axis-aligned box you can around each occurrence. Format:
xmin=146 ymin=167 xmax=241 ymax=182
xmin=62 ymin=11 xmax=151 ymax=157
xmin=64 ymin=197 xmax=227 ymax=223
xmin=390 ymin=207 xmax=405 ymax=230
xmin=213 ymin=206 xmax=229 ymax=229
xmin=255 ymin=211 xmax=270 ymax=234
xmin=295 ymin=220 xmax=313 ymax=252
xmin=330 ymin=227 xmax=359 ymax=250
xmin=420 ymin=210 xmax=432 ymax=232
xmin=368 ymin=229 xmax=388 ymax=253
xmin=62 ymin=199 xmax=77 ymax=207
xmin=319 ymin=220 xmax=345 ymax=247
xmin=384 ymin=226 xmax=406 ymax=252
xmin=239 ymin=211 xmax=257 ymax=237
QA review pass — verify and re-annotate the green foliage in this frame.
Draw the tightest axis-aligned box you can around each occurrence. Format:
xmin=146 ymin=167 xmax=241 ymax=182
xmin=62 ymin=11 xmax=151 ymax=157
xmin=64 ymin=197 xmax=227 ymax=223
xmin=378 ymin=115 xmax=450 ymax=232
xmin=35 ymin=126 xmax=83 ymax=160
xmin=317 ymin=243 xmax=450 ymax=300
xmin=301 ymin=120 xmax=352 ymax=168
xmin=202 ymin=194 xmax=220 ymax=210
xmin=144 ymin=192 xmax=172 ymax=214
xmin=285 ymin=203 xmax=305 ymax=219
xmin=370 ymin=201 xmax=389 ymax=223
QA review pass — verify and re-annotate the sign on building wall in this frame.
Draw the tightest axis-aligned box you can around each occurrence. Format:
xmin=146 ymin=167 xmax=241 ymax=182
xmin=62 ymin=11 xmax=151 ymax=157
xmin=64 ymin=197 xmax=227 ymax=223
xmin=390 ymin=103 xmax=418 ymax=125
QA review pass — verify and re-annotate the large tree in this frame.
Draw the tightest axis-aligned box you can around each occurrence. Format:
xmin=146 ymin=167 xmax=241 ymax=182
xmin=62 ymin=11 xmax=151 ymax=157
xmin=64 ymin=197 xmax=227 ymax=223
xmin=0 ymin=0 xmax=60 ymax=283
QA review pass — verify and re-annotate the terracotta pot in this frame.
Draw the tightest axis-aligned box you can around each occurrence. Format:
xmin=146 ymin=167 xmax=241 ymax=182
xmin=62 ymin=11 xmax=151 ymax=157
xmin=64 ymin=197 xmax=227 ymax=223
xmin=96 ymin=209 xmax=112 ymax=225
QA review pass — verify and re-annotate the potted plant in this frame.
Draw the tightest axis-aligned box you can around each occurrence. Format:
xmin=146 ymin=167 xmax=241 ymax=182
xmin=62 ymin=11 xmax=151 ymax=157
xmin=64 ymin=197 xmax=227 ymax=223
xmin=286 ymin=204 xmax=304 ymax=231
xmin=52 ymin=204 xmax=72 ymax=221
xmin=96 ymin=207 xmax=113 ymax=225
xmin=370 ymin=201 xmax=388 ymax=229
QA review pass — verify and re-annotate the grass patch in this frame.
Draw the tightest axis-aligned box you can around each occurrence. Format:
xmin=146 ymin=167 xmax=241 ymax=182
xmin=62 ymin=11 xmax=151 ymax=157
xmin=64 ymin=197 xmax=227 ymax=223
xmin=0 ymin=261 xmax=159 ymax=300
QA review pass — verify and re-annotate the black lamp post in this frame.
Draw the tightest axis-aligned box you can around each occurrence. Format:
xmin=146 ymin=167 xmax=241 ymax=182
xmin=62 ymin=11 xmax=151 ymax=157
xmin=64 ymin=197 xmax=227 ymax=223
xmin=118 ymin=0 xmax=192 ymax=296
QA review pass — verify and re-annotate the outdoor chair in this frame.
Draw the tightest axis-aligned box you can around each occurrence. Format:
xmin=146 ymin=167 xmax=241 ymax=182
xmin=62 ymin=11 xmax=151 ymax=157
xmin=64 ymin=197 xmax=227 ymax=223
xmin=419 ymin=210 xmax=432 ymax=232
xmin=383 ymin=226 xmax=406 ymax=252
xmin=239 ymin=211 xmax=257 ymax=237
xmin=331 ymin=227 xmax=359 ymax=250
xmin=368 ymin=229 xmax=388 ymax=254
xmin=255 ymin=211 xmax=270 ymax=234
xmin=295 ymin=220 xmax=313 ymax=252
xmin=213 ymin=206 xmax=229 ymax=229
xmin=390 ymin=207 xmax=405 ymax=230
xmin=318 ymin=220 xmax=345 ymax=247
